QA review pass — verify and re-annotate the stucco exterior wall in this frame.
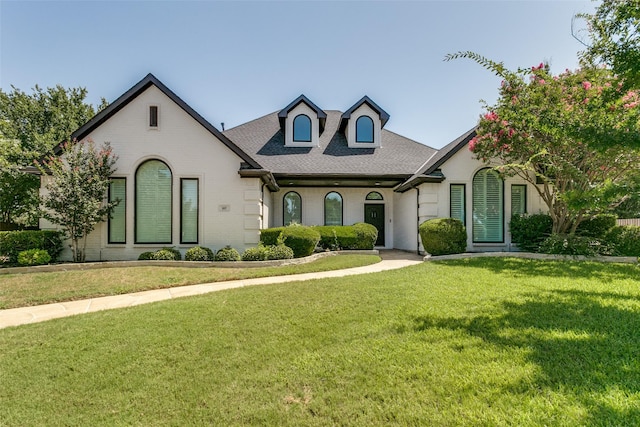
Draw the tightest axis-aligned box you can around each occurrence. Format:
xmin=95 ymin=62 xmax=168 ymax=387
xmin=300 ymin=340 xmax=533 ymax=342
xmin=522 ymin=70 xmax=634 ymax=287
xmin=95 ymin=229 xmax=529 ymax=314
xmin=284 ymin=103 xmax=320 ymax=147
xmin=344 ymin=103 xmax=382 ymax=148
xmin=392 ymin=189 xmax=419 ymax=252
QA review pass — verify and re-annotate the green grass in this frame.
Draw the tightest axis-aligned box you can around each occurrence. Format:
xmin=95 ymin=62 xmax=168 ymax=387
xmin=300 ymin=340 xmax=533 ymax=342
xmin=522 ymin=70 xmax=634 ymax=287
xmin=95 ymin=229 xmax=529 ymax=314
xmin=1 ymin=257 xmax=640 ymax=426
xmin=0 ymin=254 xmax=380 ymax=309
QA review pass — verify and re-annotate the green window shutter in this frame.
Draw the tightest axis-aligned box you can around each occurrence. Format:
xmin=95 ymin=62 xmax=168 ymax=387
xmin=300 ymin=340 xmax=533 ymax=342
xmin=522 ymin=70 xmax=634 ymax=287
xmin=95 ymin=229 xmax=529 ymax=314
xmin=109 ymin=178 xmax=126 ymax=243
xmin=181 ymin=179 xmax=198 ymax=244
xmin=324 ymin=192 xmax=343 ymax=226
xmin=511 ymin=185 xmax=527 ymax=216
xmin=450 ymin=184 xmax=465 ymax=225
xmin=283 ymin=192 xmax=302 ymax=225
xmin=136 ymin=160 xmax=172 ymax=243
xmin=472 ymin=169 xmax=503 ymax=243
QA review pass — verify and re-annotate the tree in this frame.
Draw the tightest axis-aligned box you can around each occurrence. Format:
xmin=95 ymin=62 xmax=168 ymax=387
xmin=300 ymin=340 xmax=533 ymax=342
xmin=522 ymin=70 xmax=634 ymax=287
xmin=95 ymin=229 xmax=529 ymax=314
xmin=578 ymin=0 xmax=640 ymax=88
xmin=40 ymin=140 xmax=118 ymax=262
xmin=446 ymin=52 xmax=640 ymax=234
xmin=0 ymin=85 xmax=104 ymax=227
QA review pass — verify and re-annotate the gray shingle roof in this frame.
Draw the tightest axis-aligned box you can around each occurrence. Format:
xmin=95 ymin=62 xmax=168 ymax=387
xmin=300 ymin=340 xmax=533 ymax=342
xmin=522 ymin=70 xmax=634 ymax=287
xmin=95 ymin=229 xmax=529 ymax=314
xmin=223 ymin=110 xmax=436 ymax=178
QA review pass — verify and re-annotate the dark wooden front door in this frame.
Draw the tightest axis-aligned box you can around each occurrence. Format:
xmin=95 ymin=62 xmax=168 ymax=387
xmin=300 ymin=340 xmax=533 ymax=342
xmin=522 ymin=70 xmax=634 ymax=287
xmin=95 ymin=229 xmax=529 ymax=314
xmin=364 ymin=204 xmax=385 ymax=246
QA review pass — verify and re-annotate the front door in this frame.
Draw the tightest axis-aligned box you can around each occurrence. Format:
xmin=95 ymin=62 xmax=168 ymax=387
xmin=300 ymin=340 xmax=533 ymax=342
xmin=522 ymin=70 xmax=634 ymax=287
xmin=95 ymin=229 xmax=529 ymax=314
xmin=364 ymin=204 xmax=385 ymax=246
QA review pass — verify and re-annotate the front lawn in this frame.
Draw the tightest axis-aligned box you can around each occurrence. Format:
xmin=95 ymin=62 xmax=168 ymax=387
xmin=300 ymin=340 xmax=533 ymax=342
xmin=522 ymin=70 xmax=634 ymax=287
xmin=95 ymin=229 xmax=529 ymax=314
xmin=1 ymin=258 xmax=639 ymax=425
xmin=0 ymin=254 xmax=380 ymax=309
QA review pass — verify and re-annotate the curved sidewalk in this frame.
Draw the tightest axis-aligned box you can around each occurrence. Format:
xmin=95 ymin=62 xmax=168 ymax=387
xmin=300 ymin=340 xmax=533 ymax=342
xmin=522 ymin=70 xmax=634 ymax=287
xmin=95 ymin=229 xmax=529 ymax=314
xmin=0 ymin=250 xmax=423 ymax=329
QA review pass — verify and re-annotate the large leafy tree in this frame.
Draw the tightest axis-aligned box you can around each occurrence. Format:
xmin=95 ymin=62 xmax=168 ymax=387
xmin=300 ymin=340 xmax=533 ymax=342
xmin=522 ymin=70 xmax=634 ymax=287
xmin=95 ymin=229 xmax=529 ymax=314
xmin=40 ymin=140 xmax=118 ymax=262
xmin=0 ymin=85 xmax=105 ymax=227
xmin=446 ymin=52 xmax=640 ymax=234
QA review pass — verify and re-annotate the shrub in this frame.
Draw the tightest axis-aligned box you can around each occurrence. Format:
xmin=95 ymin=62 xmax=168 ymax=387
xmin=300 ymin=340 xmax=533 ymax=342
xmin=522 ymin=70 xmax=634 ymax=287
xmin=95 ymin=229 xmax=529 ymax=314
xmin=509 ymin=214 xmax=552 ymax=252
xmin=184 ymin=246 xmax=214 ymax=261
xmin=265 ymin=244 xmax=294 ymax=260
xmin=242 ymin=246 xmax=268 ymax=261
xmin=153 ymin=249 xmax=179 ymax=260
xmin=138 ymin=251 xmax=156 ymax=260
xmin=606 ymin=226 xmax=640 ymax=257
xmin=261 ymin=225 xmax=320 ymax=258
xmin=314 ymin=226 xmax=354 ymax=250
xmin=352 ymin=222 xmax=378 ymax=249
xmin=17 ymin=249 xmax=51 ymax=266
xmin=419 ymin=218 xmax=467 ymax=256
xmin=215 ymin=246 xmax=241 ymax=261
xmin=576 ymin=214 xmax=617 ymax=238
xmin=0 ymin=230 xmax=63 ymax=263
xmin=539 ymin=234 xmax=605 ymax=257
xmin=160 ymin=247 xmax=182 ymax=261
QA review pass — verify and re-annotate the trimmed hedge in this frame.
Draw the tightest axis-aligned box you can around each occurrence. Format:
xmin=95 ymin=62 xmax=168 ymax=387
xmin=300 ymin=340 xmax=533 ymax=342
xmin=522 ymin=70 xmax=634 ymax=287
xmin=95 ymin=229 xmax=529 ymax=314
xmin=18 ymin=249 xmax=51 ymax=266
xmin=242 ymin=246 xmax=269 ymax=261
xmin=265 ymin=244 xmax=294 ymax=260
xmin=260 ymin=225 xmax=320 ymax=258
xmin=576 ymin=214 xmax=617 ymax=238
xmin=313 ymin=223 xmax=379 ymax=250
xmin=606 ymin=226 xmax=640 ymax=257
xmin=138 ymin=251 xmax=156 ymax=260
xmin=184 ymin=246 xmax=214 ymax=261
xmin=215 ymin=246 xmax=241 ymax=261
xmin=419 ymin=218 xmax=467 ymax=256
xmin=539 ymin=234 xmax=604 ymax=257
xmin=509 ymin=214 xmax=553 ymax=252
xmin=0 ymin=230 xmax=63 ymax=264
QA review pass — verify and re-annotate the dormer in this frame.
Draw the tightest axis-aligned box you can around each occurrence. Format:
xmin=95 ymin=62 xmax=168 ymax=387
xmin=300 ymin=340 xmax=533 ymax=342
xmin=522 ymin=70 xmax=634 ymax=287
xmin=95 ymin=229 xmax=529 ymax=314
xmin=340 ymin=96 xmax=389 ymax=148
xmin=278 ymin=95 xmax=327 ymax=147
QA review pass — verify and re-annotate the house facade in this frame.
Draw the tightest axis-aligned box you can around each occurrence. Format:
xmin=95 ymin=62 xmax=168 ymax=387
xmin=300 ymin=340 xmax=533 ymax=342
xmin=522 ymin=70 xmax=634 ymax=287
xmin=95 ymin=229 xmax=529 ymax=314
xmin=41 ymin=74 xmax=546 ymax=261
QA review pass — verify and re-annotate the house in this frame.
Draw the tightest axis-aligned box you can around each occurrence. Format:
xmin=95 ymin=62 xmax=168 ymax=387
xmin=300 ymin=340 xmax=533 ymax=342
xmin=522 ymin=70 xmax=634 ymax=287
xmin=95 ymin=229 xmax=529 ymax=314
xmin=40 ymin=74 xmax=546 ymax=261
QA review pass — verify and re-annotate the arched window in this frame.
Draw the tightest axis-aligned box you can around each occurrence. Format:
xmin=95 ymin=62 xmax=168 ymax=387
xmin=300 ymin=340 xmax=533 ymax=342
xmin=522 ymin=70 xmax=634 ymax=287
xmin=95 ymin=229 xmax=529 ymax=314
xmin=324 ymin=192 xmax=343 ymax=226
xmin=365 ymin=191 xmax=383 ymax=201
xmin=472 ymin=168 xmax=503 ymax=243
xmin=356 ymin=116 xmax=374 ymax=143
xmin=136 ymin=160 xmax=172 ymax=243
xmin=283 ymin=191 xmax=302 ymax=225
xmin=293 ymin=114 xmax=312 ymax=142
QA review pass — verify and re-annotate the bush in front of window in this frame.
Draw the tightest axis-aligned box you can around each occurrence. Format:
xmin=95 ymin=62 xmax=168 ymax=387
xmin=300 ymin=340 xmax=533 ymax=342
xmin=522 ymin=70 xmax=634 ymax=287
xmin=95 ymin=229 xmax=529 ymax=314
xmin=0 ymin=230 xmax=63 ymax=264
xmin=215 ymin=246 xmax=241 ymax=261
xmin=153 ymin=249 xmax=180 ymax=260
xmin=17 ymin=249 xmax=51 ymax=266
xmin=138 ymin=251 xmax=155 ymax=260
xmin=419 ymin=218 xmax=467 ymax=256
xmin=184 ymin=246 xmax=214 ymax=261
xmin=575 ymin=214 xmax=617 ymax=239
xmin=265 ymin=244 xmax=294 ymax=260
xmin=509 ymin=213 xmax=553 ymax=252
xmin=605 ymin=226 xmax=640 ymax=257
xmin=539 ymin=234 xmax=606 ymax=257
xmin=260 ymin=225 xmax=320 ymax=258
xmin=242 ymin=246 xmax=269 ymax=261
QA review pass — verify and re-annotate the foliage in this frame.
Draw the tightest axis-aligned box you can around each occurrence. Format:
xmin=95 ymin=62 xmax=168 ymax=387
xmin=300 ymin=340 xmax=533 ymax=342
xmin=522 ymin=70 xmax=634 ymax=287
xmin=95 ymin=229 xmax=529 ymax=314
xmin=17 ymin=249 xmax=51 ymax=266
xmin=352 ymin=222 xmax=379 ymax=249
xmin=313 ymin=223 xmax=378 ymax=250
xmin=539 ymin=234 xmax=606 ymax=257
xmin=241 ymin=246 xmax=269 ymax=261
xmin=446 ymin=52 xmax=640 ymax=234
xmin=0 ymin=230 xmax=63 ymax=264
xmin=261 ymin=225 xmax=320 ymax=258
xmin=214 ymin=246 xmax=241 ymax=262
xmin=0 ymin=167 xmax=40 ymax=226
xmin=39 ymin=140 xmax=118 ymax=262
xmin=160 ymin=247 xmax=182 ymax=261
xmin=579 ymin=0 xmax=640 ymax=89
xmin=260 ymin=227 xmax=285 ymax=246
xmin=184 ymin=246 xmax=214 ymax=262
xmin=509 ymin=213 xmax=553 ymax=252
xmin=137 ymin=251 xmax=156 ymax=261
xmin=152 ymin=249 xmax=179 ymax=261
xmin=575 ymin=213 xmax=617 ymax=238
xmin=606 ymin=225 xmax=640 ymax=256
xmin=265 ymin=244 xmax=294 ymax=260
xmin=419 ymin=218 xmax=467 ymax=256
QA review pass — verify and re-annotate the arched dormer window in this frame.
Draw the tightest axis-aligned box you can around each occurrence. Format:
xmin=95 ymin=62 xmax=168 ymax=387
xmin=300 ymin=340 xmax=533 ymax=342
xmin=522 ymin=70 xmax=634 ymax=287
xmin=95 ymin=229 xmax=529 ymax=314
xmin=472 ymin=168 xmax=503 ymax=243
xmin=293 ymin=114 xmax=312 ymax=142
xmin=324 ymin=192 xmax=343 ymax=226
xmin=283 ymin=191 xmax=302 ymax=225
xmin=356 ymin=116 xmax=374 ymax=143
xmin=136 ymin=159 xmax=172 ymax=243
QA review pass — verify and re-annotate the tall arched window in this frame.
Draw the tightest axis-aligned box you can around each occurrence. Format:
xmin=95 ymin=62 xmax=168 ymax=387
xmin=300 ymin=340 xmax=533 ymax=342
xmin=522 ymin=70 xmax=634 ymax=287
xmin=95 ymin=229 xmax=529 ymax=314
xmin=324 ymin=191 xmax=343 ymax=226
xmin=136 ymin=160 xmax=172 ymax=243
xmin=356 ymin=116 xmax=374 ymax=143
xmin=293 ymin=114 xmax=312 ymax=142
xmin=472 ymin=168 xmax=503 ymax=243
xmin=283 ymin=191 xmax=302 ymax=225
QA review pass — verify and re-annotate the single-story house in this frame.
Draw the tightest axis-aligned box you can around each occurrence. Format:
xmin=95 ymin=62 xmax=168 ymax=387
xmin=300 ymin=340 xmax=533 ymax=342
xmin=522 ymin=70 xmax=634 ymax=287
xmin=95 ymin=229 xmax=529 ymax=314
xmin=40 ymin=73 xmax=546 ymax=261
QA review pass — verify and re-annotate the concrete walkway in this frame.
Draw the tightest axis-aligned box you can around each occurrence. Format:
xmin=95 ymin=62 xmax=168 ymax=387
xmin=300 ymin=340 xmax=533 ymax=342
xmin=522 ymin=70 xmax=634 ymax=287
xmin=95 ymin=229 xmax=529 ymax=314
xmin=0 ymin=250 xmax=423 ymax=329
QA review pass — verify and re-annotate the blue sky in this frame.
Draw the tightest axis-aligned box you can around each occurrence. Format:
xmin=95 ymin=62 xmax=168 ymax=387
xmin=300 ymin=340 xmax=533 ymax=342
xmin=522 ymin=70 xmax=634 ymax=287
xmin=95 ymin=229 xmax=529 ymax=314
xmin=1 ymin=0 xmax=595 ymax=148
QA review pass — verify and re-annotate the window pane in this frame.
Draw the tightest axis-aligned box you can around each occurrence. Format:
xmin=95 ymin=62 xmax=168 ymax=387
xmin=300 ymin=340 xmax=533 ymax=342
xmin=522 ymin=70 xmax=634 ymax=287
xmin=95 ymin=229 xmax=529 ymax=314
xmin=511 ymin=185 xmax=527 ymax=216
xmin=283 ymin=192 xmax=302 ymax=225
xmin=450 ymin=184 xmax=465 ymax=225
xmin=181 ymin=179 xmax=198 ymax=243
xmin=136 ymin=160 xmax=172 ymax=243
xmin=356 ymin=116 xmax=374 ymax=142
xmin=293 ymin=115 xmax=311 ymax=142
xmin=149 ymin=106 xmax=158 ymax=127
xmin=472 ymin=169 xmax=503 ymax=242
xmin=366 ymin=191 xmax=383 ymax=201
xmin=109 ymin=178 xmax=126 ymax=243
xmin=325 ymin=192 xmax=343 ymax=226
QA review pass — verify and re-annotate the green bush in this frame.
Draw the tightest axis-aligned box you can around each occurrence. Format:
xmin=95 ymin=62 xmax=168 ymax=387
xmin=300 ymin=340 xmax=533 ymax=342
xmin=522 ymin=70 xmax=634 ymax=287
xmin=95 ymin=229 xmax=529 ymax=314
xmin=265 ymin=244 xmax=294 ymax=260
xmin=17 ymin=249 xmax=51 ymax=266
xmin=606 ymin=226 xmax=640 ymax=257
xmin=260 ymin=225 xmax=320 ymax=258
xmin=153 ymin=249 xmax=179 ymax=260
xmin=138 ymin=251 xmax=155 ymax=260
xmin=539 ymin=234 xmax=605 ymax=257
xmin=509 ymin=214 xmax=553 ymax=252
xmin=184 ymin=246 xmax=214 ymax=261
xmin=419 ymin=218 xmax=467 ymax=256
xmin=0 ymin=230 xmax=63 ymax=263
xmin=242 ymin=246 xmax=268 ymax=261
xmin=352 ymin=222 xmax=378 ymax=249
xmin=215 ymin=246 xmax=241 ymax=261
xmin=161 ymin=247 xmax=182 ymax=261
xmin=313 ymin=223 xmax=378 ymax=250
xmin=576 ymin=214 xmax=617 ymax=238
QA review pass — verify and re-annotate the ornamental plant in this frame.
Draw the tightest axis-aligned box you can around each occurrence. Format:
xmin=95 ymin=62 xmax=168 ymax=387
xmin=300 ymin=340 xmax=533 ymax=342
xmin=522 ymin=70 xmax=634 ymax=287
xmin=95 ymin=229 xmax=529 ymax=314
xmin=447 ymin=52 xmax=640 ymax=235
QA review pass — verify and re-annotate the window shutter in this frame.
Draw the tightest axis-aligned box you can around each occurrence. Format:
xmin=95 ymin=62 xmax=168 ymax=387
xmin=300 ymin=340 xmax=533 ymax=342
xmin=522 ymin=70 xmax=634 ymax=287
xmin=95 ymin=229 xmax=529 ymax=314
xmin=181 ymin=179 xmax=198 ymax=243
xmin=109 ymin=178 xmax=126 ymax=243
xmin=450 ymin=184 xmax=465 ymax=225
